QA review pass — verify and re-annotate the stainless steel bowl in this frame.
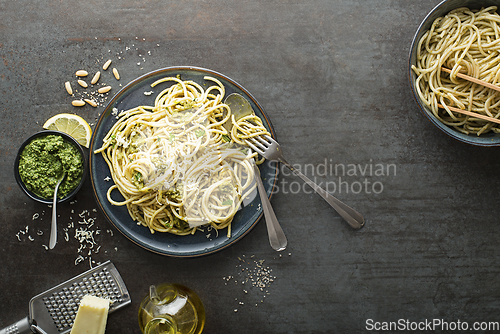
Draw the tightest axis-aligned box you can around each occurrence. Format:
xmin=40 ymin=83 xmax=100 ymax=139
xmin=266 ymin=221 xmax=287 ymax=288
xmin=408 ymin=0 xmax=500 ymax=146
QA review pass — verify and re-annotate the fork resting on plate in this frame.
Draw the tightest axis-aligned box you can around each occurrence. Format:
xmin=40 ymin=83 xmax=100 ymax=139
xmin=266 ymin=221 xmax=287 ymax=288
xmin=246 ymin=135 xmax=365 ymax=229
xmin=249 ymin=158 xmax=287 ymax=251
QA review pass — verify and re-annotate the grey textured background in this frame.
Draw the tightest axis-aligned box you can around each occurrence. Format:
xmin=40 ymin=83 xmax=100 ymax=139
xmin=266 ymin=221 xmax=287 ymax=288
xmin=1 ymin=0 xmax=500 ymax=333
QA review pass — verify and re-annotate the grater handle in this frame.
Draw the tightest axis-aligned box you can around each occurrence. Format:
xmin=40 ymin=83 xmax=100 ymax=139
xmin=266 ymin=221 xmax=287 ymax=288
xmin=0 ymin=317 xmax=33 ymax=334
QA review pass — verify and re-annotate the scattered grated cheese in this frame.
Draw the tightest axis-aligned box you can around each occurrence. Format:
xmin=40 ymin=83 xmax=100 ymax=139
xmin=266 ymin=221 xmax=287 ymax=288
xmin=75 ymin=255 xmax=84 ymax=265
xmin=15 ymin=207 xmax=114 ymax=269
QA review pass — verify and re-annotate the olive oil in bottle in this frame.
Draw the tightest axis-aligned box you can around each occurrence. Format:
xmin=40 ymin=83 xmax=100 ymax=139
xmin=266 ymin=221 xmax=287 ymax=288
xmin=138 ymin=283 xmax=205 ymax=334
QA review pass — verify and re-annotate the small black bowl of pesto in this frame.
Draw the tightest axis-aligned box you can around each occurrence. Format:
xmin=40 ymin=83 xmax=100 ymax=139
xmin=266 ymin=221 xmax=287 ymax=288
xmin=14 ymin=130 xmax=86 ymax=204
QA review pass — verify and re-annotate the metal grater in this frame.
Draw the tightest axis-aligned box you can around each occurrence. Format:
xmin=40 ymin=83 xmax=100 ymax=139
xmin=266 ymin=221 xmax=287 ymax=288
xmin=0 ymin=261 xmax=131 ymax=334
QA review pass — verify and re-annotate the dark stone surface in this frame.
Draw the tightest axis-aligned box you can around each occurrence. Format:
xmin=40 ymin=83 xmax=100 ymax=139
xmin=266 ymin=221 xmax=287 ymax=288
xmin=1 ymin=0 xmax=500 ymax=333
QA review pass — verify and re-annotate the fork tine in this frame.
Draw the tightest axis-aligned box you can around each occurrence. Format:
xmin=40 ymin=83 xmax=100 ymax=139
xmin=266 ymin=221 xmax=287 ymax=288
xmin=247 ymin=136 xmax=267 ymax=149
xmin=245 ymin=138 xmax=265 ymax=155
xmin=263 ymin=134 xmax=274 ymax=142
xmin=253 ymin=134 xmax=272 ymax=147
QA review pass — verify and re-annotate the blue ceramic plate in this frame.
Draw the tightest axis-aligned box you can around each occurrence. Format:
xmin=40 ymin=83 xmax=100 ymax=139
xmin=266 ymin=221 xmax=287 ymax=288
xmin=89 ymin=66 xmax=277 ymax=257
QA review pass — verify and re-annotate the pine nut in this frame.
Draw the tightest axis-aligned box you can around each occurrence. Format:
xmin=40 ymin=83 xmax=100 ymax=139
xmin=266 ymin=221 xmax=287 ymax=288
xmin=72 ymin=100 xmax=85 ymax=107
xmin=75 ymin=70 xmax=88 ymax=77
xmin=112 ymin=68 xmax=120 ymax=80
xmin=65 ymin=81 xmax=73 ymax=95
xmin=98 ymin=86 xmax=112 ymax=94
xmin=77 ymin=80 xmax=88 ymax=88
xmin=91 ymin=71 xmax=101 ymax=85
xmin=84 ymin=99 xmax=98 ymax=107
xmin=103 ymin=59 xmax=112 ymax=70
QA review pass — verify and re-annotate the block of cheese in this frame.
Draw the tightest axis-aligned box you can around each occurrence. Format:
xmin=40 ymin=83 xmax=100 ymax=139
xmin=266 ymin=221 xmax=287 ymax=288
xmin=71 ymin=295 xmax=110 ymax=334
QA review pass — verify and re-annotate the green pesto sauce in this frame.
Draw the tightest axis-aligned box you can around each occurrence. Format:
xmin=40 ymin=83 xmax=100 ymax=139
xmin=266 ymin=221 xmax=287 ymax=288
xmin=18 ymin=134 xmax=83 ymax=199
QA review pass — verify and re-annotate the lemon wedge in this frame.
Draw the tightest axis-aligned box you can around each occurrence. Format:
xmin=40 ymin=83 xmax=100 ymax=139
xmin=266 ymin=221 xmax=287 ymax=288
xmin=43 ymin=113 xmax=92 ymax=148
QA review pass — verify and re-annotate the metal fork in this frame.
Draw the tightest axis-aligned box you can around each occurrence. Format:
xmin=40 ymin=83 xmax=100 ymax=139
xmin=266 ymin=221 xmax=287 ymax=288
xmin=246 ymin=135 xmax=365 ymax=229
xmin=250 ymin=159 xmax=287 ymax=251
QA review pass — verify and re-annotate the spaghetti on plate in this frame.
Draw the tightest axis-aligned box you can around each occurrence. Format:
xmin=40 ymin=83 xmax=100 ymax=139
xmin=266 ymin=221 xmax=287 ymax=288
xmin=94 ymin=76 xmax=269 ymax=236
